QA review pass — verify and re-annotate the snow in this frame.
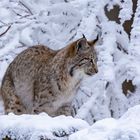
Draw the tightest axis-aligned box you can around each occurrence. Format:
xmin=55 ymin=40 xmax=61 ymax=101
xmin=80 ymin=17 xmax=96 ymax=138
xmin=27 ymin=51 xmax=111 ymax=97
xmin=0 ymin=113 xmax=89 ymax=140
xmin=0 ymin=0 xmax=140 ymax=139
xmin=1 ymin=105 xmax=140 ymax=140
xmin=70 ymin=105 xmax=140 ymax=140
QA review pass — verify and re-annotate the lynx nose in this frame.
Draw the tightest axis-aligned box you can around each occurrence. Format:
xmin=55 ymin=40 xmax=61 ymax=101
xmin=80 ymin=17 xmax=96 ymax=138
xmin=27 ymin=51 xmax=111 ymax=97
xmin=92 ymin=60 xmax=98 ymax=73
xmin=94 ymin=66 xmax=98 ymax=73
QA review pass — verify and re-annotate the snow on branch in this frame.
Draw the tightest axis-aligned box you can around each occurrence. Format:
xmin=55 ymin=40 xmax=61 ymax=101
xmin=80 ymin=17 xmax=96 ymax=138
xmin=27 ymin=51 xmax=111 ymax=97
xmin=119 ymin=0 xmax=133 ymax=24
xmin=130 ymin=0 xmax=140 ymax=49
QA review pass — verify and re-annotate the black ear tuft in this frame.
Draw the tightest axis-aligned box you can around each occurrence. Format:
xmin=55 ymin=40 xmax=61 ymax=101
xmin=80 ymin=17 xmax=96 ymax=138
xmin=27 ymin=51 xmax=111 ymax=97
xmin=88 ymin=35 xmax=99 ymax=46
xmin=94 ymin=35 xmax=99 ymax=43
xmin=82 ymin=34 xmax=86 ymax=39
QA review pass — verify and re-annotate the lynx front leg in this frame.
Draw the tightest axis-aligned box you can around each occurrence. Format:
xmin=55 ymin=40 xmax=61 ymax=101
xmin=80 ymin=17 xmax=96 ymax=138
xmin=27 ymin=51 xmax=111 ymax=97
xmin=56 ymin=103 xmax=73 ymax=116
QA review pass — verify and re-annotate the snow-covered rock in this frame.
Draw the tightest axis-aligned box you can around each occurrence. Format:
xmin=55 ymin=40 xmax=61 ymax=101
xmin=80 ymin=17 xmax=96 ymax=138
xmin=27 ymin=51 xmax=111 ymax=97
xmin=70 ymin=105 xmax=140 ymax=140
xmin=0 ymin=113 xmax=89 ymax=140
xmin=1 ymin=105 xmax=140 ymax=140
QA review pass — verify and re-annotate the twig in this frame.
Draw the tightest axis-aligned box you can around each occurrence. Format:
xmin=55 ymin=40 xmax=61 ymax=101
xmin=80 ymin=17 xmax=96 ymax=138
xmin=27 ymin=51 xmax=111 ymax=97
xmin=117 ymin=42 xmax=128 ymax=54
xmin=19 ymin=1 xmax=33 ymax=15
xmin=12 ymin=9 xmax=22 ymax=17
xmin=0 ymin=20 xmax=7 ymax=25
xmin=0 ymin=25 xmax=11 ymax=37
xmin=96 ymin=16 xmax=101 ymax=25
xmin=79 ymin=87 xmax=91 ymax=97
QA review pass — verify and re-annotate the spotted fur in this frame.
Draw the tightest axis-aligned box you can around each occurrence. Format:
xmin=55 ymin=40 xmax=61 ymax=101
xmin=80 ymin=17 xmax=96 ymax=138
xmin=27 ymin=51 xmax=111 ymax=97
xmin=1 ymin=36 xmax=98 ymax=116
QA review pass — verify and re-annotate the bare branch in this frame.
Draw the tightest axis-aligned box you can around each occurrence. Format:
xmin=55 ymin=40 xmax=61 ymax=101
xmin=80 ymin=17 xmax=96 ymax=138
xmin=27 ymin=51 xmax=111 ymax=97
xmin=79 ymin=87 xmax=91 ymax=97
xmin=12 ymin=9 xmax=22 ymax=17
xmin=0 ymin=25 xmax=11 ymax=37
xmin=117 ymin=42 xmax=128 ymax=54
xmin=19 ymin=1 xmax=33 ymax=15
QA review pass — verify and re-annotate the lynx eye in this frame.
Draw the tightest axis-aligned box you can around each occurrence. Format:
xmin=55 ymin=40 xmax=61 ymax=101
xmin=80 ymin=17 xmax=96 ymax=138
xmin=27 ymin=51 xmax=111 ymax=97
xmin=82 ymin=58 xmax=89 ymax=62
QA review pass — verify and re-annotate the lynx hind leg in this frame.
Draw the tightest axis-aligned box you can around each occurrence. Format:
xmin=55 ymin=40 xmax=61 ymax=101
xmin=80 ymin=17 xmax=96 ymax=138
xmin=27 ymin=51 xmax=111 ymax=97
xmin=4 ymin=95 xmax=26 ymax=115
xmin=55 ymin=103 xmax=73 ymax=116
xmin=1 ymin=74 xmax=26 ymax=115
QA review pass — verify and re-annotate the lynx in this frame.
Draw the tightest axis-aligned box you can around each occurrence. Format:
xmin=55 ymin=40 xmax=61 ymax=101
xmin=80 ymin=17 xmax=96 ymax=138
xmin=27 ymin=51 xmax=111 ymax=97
xmin=1 ymin=36 xmax=98 ymax=116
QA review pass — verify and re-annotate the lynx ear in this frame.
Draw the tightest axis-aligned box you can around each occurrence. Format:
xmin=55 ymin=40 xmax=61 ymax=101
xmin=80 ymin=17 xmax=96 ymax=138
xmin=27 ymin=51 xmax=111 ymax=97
xmin=88 ymin=35 xmax=99 ymax=47
xmin=76 ymin=38 xmax=87 ymax=52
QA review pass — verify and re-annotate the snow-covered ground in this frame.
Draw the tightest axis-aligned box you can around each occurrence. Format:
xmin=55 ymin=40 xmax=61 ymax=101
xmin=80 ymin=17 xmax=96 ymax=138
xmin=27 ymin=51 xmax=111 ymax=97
xmin=0 ymin=113 xmax=88 ymax=140
xmin=70 ymin=105 xmax=140 ymax=140
xmin=1 ymin=105 xmax=140 ymax=140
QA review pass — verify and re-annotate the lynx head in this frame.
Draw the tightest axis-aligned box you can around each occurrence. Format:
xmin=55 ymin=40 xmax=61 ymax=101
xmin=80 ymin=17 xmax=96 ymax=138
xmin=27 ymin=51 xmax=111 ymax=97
xmin=68 ymin=35 xmax=98 ymax=77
